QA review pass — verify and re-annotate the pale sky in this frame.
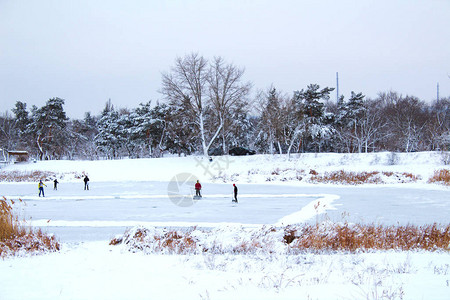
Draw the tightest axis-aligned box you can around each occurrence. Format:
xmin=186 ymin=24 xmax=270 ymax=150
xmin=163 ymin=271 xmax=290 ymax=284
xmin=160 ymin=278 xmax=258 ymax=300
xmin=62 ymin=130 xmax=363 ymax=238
xmin=1 ymin=0 xmax=449 ymax=118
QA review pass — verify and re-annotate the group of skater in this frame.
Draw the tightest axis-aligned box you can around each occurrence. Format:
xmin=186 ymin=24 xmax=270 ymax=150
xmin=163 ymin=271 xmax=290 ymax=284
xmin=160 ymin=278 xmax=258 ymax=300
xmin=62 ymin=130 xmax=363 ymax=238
xmin=194 ymin=180 xmax=238 ymax=203
xmin=38 ymin=176 xmax=238 ymax=203
xmin=37 ymin=175 xmax=90 ymax=197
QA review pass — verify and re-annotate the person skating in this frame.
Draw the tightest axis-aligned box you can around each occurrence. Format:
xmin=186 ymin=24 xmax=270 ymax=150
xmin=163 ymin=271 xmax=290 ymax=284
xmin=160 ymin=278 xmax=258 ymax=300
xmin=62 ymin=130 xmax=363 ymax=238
xmin=53 ymin=179 xmax=59 ymax=190
xmin=233 ymin=183 xmax=238 ymax=203
xmin=83 ymin=175 xmax=89 ymax=190
xmin=38 ymin=180 xmax=46 ymax=197
xmin=195 ymin=180 xmax=202 ymax=197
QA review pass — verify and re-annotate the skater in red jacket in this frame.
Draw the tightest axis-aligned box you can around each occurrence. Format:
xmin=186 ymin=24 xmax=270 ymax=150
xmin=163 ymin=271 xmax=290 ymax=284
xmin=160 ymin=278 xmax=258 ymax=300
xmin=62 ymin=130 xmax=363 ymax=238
xmin=195 ymin=180 xmax=202 ymax=197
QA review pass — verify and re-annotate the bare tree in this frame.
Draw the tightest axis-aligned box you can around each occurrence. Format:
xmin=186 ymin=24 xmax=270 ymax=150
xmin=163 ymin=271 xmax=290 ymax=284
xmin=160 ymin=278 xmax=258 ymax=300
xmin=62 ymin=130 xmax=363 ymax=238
xmin=427 ymin=98 xmax=450 ymax=151
xmin=207 ymin=56 xmax=252 ymax=153
xmin=350 ymin=99 xmax=387 ymax=153
xmin=161 ymin=53 xmax=252 ymax=156
xmin=384 ymin=96 xmax=428 ymax=152
xmin=0 ymin=112 xmax=16 ymax=152
xmin=161 ymin=53 xmax=222 ymax=156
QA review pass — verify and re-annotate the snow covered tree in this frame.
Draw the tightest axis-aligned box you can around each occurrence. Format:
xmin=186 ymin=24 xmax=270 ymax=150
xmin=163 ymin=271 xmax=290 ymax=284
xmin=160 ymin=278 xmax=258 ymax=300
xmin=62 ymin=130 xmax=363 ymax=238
xmin=0 ymin=112 xmax=15 ymax=152
xmin=11 ymin=101 xmax=31 ymax=149
xmin=227 ymin=107 xmax=256 ymax=150
xmin=27 ymin=98 xmax=70 ymax=160
xmin=334 ymin=93 xmax=386 ymax=153
xmin=68 ymin=112 xmax=98 ymax=159
xmin=161 ymin=53 xmax=251 ymax=156
xmin=95 ymin=108 xmax=121 ymax=159
xmin=129 ymin=101 xmax=168 ymax=158
xmin=427 ymin=98 xmax=450 ymax=151
xmin=288 ymin=84 xmax=334 ymax=154
xmin=256 ymin=87 xmax=288 ymax=154
xmin=164 ymin=101 xmax=198 ymax=155
xmin=12 ymin=101 xmax=30 ymax=136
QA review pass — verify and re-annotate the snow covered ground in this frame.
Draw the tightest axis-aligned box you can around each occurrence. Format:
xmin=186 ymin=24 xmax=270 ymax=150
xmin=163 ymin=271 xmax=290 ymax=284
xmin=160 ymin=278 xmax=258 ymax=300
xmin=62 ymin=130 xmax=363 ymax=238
xmin=0 ymin=152 xmax=449 ymax=299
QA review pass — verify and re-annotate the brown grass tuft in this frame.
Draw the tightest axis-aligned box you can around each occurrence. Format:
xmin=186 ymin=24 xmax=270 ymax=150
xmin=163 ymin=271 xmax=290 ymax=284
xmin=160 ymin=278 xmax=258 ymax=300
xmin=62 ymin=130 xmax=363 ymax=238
xmin=428 ymin=169 xmax=450 ymax=186
xmin=309 ymin=169 xmax=318 ymax=176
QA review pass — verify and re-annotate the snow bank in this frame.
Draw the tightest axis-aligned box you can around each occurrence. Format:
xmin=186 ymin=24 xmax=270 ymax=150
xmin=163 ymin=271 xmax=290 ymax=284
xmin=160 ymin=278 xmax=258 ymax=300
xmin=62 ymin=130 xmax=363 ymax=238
xmin=1 ymin=152 xmax=448 ymax=185
xmin=114 ymin=222 xmax=450 ymax=256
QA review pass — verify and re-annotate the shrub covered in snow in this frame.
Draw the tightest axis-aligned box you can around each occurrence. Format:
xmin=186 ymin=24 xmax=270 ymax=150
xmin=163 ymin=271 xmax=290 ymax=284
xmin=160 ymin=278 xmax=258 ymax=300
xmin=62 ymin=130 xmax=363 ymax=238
xmin=112 ymin=223 xmax=450 ymax=255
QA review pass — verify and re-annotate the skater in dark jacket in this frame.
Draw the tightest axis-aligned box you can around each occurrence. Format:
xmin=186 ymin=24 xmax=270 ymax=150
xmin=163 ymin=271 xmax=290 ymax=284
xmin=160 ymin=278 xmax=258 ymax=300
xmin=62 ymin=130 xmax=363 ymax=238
xmin=53 ymin=179 xmax=59 ymax=190
xmin=84 ymin=175 xmax=89 ymax=190
xmin=233 ymin=184 xmax=238 ymax=203
xmin=195 ymin=180 xmax=202 ymax=197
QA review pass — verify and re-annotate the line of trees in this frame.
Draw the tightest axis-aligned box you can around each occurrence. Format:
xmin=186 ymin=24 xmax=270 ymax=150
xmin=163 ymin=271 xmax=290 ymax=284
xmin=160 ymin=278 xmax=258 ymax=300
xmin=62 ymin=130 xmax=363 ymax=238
xmin=1 ymin=54 xmax=449 ymax=160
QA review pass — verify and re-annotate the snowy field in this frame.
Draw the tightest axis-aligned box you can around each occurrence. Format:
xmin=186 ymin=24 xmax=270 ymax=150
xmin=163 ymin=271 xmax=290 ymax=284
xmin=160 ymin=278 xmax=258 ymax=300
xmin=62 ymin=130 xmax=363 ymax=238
xmin=0 ymin=152 xmax=449 ymax=300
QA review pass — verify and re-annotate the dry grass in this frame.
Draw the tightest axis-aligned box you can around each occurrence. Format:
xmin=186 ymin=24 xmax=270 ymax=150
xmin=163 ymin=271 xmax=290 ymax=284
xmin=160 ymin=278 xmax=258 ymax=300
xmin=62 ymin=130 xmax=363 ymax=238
xmin=310 ymin=170 xmax=383 ymax=184
xmin=215 ymin=168 xmax=424 ymax=185
xmin=113 ymin=223 xmax=450 ymax=255
xmin=428 ymin=169 xmax=450 ymax=186
xmin=0 ymin=170 xmax=83 ymax=182
xmin=0 ymin=170 xmax=57 ymax=182
xmin=288 ymin=223 xmax=450 ymax=252
xmin=112 ymin=227 xmax=197 ymax=254
xmin=0 ymin=197 xmax=60 ymax=258
xmin=309 ymin=169 xmax=318 ymax=176
xmin=309 ymin=170 xmax=420 ymax=185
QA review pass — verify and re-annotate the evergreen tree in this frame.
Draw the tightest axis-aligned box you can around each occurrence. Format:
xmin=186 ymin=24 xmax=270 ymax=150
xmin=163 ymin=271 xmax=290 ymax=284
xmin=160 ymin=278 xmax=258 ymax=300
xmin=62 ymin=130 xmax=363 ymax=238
xmin=95 ymin=108 xmax=121 ymax=159
xmin=290 ymin=84 xmax=334 ymax=152
xmin=11 ymin=101 xmax=31 ymax=149
xmin=344 ymin=91 xmax=365 ymax=126
xmin=27 ymin=98 xmax=69 ymax=159
xmin=130 ymin=101 xmax=166 ymax=157
xmin=260 ymin=87 xmax=285 ymax=154
xmin=12 ymin=101 xmax=30 ymax=134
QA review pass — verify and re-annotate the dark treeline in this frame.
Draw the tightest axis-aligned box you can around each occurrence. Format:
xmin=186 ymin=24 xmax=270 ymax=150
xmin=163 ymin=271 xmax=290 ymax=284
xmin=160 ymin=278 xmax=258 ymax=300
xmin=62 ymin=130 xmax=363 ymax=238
xmin=1 ymin=54 xmax=449 ymax=160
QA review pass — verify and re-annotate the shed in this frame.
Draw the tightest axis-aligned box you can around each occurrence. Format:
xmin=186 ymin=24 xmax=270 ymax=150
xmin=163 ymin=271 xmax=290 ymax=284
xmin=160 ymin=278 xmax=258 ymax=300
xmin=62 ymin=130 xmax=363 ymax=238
xmin=7 ymin=150 xmax=29 ymax=163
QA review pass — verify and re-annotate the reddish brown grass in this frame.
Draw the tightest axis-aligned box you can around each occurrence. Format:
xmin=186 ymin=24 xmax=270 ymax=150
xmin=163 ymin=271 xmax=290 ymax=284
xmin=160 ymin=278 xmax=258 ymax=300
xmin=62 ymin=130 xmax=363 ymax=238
xmin=288 ymin=223 xmax=450 ymax=252
xmin=113 ymin=223 xmax=450 ymax=255
xmin=310 ymin=170 xmax=383 ymax=185
xmin=309 ymin=169 xmax=318 ymax=176
xmin=0 ymin=197 xmax=60 ymax=257
xmin=0 ymin=170 xmax=83 ymax=182
xmin=402 ymin=172 xmax=420 ymax=181
xmin=0 ymin=170 xmax=57 ymax=182
xmin=428 ymin=169 xmax=450 ymax=186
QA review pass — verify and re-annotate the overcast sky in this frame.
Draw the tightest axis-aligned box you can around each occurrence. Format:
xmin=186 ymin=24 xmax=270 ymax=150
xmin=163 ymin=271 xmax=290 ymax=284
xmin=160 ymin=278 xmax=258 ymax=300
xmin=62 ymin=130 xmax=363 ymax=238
xmin=1 ymin=0 xmax=449 ymax=118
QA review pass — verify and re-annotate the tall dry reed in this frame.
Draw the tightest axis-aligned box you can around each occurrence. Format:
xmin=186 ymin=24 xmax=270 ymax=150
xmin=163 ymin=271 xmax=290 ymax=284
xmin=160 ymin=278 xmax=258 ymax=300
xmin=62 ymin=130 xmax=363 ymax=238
xmin=0 ymin=197 xmax=60 ymax=257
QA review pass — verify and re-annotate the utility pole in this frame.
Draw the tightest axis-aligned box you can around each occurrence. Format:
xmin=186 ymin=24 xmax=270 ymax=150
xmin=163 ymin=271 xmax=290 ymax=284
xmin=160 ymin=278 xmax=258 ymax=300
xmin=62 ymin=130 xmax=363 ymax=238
xmin=336 ymin=72 xmax=339 ymax=102
xmin=437 ymin=82 xmax=440 ymax=101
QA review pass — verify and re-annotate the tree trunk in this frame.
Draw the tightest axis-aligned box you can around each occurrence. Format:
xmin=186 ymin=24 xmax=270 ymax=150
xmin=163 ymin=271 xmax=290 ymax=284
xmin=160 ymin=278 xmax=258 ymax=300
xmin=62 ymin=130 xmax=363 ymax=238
xmin=36 ymin=134 xmax=44 ymax=160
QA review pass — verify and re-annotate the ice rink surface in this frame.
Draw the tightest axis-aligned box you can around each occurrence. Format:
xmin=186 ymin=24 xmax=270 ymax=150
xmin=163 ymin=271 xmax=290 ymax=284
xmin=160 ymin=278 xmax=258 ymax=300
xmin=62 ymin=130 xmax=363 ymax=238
xmin=2 ymin=181 xmax=449 ymax=242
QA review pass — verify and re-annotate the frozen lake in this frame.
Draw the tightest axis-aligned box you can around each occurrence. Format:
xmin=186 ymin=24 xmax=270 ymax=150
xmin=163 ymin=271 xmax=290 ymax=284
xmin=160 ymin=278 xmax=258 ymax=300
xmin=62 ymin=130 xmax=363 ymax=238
xmin=1 ymin=181 xmax=449 ymax=242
